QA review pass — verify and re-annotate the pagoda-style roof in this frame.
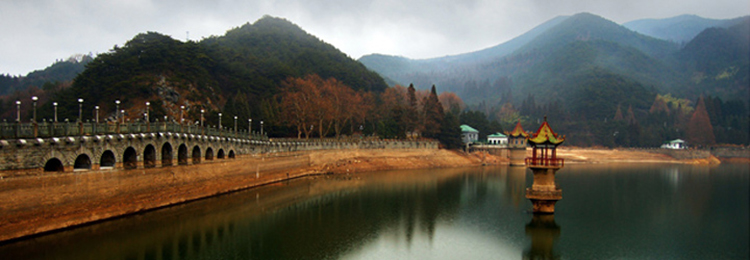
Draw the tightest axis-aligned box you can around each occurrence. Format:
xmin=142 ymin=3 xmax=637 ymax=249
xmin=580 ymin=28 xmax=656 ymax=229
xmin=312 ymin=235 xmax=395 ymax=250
xmin=506 ymin=121 xmax=529 ymax=138
xmin=528 ymin=120 xmax=565 ymax=145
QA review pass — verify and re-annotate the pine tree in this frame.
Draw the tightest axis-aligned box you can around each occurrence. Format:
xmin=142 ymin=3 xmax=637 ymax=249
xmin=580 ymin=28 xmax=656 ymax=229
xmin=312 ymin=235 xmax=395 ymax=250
xmin=421 ymin=85 xmax=444 ymax=138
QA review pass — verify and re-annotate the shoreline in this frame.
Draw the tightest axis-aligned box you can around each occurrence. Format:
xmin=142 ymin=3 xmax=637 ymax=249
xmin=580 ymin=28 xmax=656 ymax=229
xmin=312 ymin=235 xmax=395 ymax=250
xmin=0 ymin=147 xmax=740 ymax=243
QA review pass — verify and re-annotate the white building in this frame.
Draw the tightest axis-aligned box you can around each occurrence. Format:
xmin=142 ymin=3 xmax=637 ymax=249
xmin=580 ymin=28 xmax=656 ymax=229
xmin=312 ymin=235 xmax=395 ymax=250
xmin=661 ymin=139 xmax=686 ymax=149
xmin=461 ymin=124 xmax=479 ymax=144
xmin=487 ymin=132 xmax=508 ymax=146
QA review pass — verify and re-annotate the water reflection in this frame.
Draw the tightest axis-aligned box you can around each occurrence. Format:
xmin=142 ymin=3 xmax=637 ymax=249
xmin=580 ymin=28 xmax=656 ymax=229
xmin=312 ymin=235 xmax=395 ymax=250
xmin=523 ymin=214 xmax=560 ymax=260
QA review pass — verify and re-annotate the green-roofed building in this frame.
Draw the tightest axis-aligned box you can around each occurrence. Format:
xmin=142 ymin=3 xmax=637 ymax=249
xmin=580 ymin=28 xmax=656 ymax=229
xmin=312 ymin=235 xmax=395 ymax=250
xmin=487 ymin=133 xmax=508 ymax=146
xmin=460 ymin=124 xmax=479 ymax=144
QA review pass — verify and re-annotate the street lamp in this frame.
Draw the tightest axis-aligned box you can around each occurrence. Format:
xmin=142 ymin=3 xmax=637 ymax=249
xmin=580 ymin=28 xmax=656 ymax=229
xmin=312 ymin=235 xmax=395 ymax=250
xmin=234 ymin=116 xmax=238 ymax=133
xmin=180 ymin=105 xmax=184 ymax=124
xmin=115 ymin=100 xmax=120 ymax=122
xmin=248 ymin=118 xmax=252 ymax=135
xmin=15 ymin=100 xmax=20 ymax=122
xmin=31 ymin=96 xmax=38 ymax=122
xmin=218 ymin=112 xmax=222 ymax=129
xmin=260 ymin=120 xmax=264 ymax=136
xmin=145 ymin=101 xmax=150 ymax=123
xmin=200 ymin=109 xmax=204 ymax=127
xmin=95 ymin=106 xmax=100 ymax=123
xmin=53 ymin=102 xmax=58 ymax=123
xmin=77 ymin=98 xmax=83 ymax=122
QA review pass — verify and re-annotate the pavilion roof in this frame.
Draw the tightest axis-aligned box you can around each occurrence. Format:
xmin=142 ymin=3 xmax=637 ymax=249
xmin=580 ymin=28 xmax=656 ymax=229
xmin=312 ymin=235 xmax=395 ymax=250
xmin=506 ymin=121 xmax=529 ymax=138
xmin=528 ymin=120 xmax=565 ymax=145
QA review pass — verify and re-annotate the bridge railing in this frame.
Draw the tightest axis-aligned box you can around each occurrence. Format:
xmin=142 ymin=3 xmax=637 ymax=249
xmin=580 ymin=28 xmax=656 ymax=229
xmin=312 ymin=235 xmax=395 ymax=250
xmin=0 ymin=121 xmax=268 ymax=141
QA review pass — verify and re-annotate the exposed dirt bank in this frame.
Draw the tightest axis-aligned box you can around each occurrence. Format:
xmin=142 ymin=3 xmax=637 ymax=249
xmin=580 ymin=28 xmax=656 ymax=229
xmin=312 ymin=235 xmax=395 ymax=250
xmin=554 ymin=147 xmax=722 ymax=165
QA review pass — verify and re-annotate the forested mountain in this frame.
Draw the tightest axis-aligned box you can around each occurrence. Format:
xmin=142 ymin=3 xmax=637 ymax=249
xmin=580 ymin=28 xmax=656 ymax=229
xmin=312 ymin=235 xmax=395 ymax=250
xmin=37 ymin=16 xmax=387 ymax=131
xmin=360 ymin=12 xmax=750 ymax=146
xmin=0 ymin=55 xmax=93 ymax=95
xmin=624 ymin=14 xmax=750 ymax=44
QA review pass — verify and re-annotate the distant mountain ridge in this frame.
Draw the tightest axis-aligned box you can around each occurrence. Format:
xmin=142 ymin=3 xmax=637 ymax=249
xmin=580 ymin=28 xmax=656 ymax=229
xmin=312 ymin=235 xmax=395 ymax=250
xmin=359 ymin=12 xmax=749 ymax=106
xmin=624 ymin=14 xmax=750 ymax=43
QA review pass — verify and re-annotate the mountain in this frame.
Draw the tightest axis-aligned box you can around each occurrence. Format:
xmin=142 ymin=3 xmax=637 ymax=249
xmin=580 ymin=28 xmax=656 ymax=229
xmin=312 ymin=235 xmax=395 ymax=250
xmin=0 ymin=55 xmax=93 ymax=95
xmin=44 ymin=16 xmax=387 ymax=126
xmin=624 ymin=14 xmax=750 ymax=44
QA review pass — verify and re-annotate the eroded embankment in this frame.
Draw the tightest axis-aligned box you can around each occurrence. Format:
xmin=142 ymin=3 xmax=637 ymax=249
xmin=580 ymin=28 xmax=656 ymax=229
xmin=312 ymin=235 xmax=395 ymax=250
xmin=0 ymin=148 xmax=489 ymax=243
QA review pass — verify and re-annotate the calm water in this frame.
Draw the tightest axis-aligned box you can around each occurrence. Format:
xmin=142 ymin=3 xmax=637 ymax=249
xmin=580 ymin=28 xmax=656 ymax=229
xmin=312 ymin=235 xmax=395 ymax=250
xmin=1 ymin=164 xmax=748 ymax=260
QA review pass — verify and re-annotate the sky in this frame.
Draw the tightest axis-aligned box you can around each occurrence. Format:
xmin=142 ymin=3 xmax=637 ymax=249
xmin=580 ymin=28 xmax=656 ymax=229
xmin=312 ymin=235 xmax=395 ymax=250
xmin=0 ymin=0 xmax=747 ymax=75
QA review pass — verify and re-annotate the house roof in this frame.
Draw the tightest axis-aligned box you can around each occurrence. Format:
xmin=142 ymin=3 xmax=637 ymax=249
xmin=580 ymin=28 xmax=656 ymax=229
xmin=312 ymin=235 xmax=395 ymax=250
xmin=667 ymin=139 xmax=685 ymax=144
xmin=460 ymin=124 xmax=479 ymax=133
xmin=506 ymin=120 xmax=529 ymax=138
xmin=488 ymin=133 xmax=507 ymax=138
xmin=528 ymin=119 xmax=565 ymax=145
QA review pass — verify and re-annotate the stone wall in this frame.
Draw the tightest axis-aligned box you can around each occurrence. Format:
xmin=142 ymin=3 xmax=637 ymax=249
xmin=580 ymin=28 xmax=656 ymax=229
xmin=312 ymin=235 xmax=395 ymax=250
xmin=710 ymin=147 xmax=750 ymax=158
xmin=650 ymin=149 xmax=711 ymax=160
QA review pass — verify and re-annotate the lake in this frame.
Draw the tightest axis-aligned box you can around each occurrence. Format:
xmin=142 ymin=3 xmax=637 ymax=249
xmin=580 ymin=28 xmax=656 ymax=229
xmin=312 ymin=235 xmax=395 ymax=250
xmin=1 ymin=163 xmax=747 ymax=259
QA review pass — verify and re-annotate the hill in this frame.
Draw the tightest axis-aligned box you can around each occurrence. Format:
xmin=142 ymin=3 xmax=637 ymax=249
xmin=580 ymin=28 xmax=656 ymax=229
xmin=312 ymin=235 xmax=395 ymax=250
xmin=42 ymin=16 xmax=387 ymax=129
xmin=0 ymin=55 xmax=93 ymax=95
xmin=624 ymin=14 xmax=750 ymax=44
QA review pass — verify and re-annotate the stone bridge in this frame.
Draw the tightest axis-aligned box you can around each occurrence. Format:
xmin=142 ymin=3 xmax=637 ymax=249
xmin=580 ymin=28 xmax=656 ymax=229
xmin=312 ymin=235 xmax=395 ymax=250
xmin=0 ymin=121 xmax=438 ymax=177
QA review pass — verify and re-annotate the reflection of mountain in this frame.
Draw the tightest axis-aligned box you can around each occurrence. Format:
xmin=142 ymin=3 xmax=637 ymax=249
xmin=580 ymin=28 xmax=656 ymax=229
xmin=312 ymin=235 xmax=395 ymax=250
xmin=523 ymin=214 xmax=561 ymax=260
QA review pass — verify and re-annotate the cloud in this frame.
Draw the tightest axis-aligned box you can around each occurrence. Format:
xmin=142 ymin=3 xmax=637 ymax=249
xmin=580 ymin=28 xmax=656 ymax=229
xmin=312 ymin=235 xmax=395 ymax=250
xmin=0 ymin=0 xmax=747 ymax=75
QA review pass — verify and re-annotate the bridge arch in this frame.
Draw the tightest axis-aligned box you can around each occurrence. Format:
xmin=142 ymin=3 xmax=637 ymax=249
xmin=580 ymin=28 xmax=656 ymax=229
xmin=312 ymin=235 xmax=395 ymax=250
xmin=228 ymin=150 xmax=235 ymax=159
xmin=123 ymin=147 xmax=138 ymax=169
xmin=74 ymin=154 xmax=92 ymax=171
xmin=44 ymin=158 xmax=64 ymax=172
xmin=162 ymin=142 xmax=173 ymax=167
xmin=205 ymin=147 xmax=214 ymax=161
xmin=178 ymin=144 xmax=188 ymax=165
xmin=192 ymin=146 xmax=201 ymax=164
xmin=217 ymin=149 xmax=225 ymax=159
xmin=143 ymin=144 xmax=156 ymax=168
xmin=100 ymin=150 xmax=116 ymax=169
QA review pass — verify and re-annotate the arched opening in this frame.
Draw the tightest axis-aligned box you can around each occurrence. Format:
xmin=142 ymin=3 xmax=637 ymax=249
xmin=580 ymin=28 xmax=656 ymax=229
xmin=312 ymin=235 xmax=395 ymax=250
xmin=44 ymin=158 xmax=64 ymax=172
xmin=74 ymin=154 xmax=92 ymax=170
xmin=192 ymin=146 xmax=201 ymax=164
xmin=123 ymin=147 xmax=138 ymax=169
xmin=143 ymin=144 xmax=156 ymax=168
xmin=162 ymin=142 xmax=173 ymax=167
xmin=228 ymin=150 xmax=235 ymax=159
xmin=205 ymin=147 xmax=214 ymax=161
xmin=100 ymin=150 xmax=116 ymax=169
xmin=178 ymin=144 xmax=188 ymax=165
xmin=217 ymin=149 xmax=225 ymax=159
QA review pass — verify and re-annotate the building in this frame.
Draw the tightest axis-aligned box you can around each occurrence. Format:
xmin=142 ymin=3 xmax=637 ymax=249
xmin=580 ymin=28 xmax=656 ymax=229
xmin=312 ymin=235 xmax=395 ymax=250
xmin=460 ymin=124 xmax=479 ymax=144
xmin=661 ymin=139 xmax=686 ymax=149
xmin=525 ymin=117 xmax=566 ymax=213
xmin=505 ymin=121 xmax=529 ymax=166
xmin=487 ymin=132 xmax=508 ymax=146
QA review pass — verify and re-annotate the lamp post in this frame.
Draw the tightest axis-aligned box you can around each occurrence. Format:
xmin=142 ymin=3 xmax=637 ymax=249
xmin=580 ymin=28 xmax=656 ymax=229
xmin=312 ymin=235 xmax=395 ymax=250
xmin=15 ymin=100 xmax=20 ymax=122
xmin=260 ymin=120 xmax=264 ymax=136
xmin=200 ymin=109 xmax=204 ymax=127
xmin=53 ymin=102 xmax=58 ymax=123
xmin=121 ymin=110 xmax=125 ymax=124
xmin=234 ymin=116 xmax=238 ymax=133
xmin=145 ymin=102 xmax=150 ymax=123
xmin=31 ymin=96 xmax=38 ymax=122
xmin=180 ymin=105 xmax=184 ymax=124
xmin=115 ymin=100 xmax=120 ymax=122
xmin=218 ymin=112 xmax=222 ymax=130
xmin=95 ymin=106 xmax=99 ymax=123
xmin=77 ymin=98 xmax=83 ymax=122
xmin=248 ymin=118 xmax=252 ymax=136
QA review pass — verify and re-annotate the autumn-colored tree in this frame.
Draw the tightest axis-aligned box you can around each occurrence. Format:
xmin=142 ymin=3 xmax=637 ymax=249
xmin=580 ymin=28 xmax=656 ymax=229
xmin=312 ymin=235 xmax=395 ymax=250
xmin=613 ymin=105 xmax=624 ymax=121
xmin=279 ymin=75 xmax=322 ymax=138
xmin=685 ymin=96 xmax=715 ymax=146
xmin=438 ymin=91 xmax=465 ymax=115
xmin=405 ymin=84 xmax=419 ymax=137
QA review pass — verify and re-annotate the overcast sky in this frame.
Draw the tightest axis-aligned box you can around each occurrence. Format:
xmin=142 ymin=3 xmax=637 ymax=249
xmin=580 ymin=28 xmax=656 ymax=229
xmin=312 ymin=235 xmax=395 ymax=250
xmin=1 ymin=0 xmax=747 ymax=75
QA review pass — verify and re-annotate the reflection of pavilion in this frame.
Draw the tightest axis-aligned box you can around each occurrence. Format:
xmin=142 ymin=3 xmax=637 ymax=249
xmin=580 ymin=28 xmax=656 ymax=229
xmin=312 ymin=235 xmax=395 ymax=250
xmin=523 ymin=214 xmax=561 ymax=260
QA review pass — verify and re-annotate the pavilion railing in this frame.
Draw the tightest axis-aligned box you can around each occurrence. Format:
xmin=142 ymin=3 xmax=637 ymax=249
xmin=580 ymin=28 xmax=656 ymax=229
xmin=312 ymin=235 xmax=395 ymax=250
xmin=525 ymin=157 xmax=565 ymax=167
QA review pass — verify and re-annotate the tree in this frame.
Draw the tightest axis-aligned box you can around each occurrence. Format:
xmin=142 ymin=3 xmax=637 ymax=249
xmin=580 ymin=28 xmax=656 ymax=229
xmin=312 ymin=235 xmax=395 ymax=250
xmin=685 ymin=96 xmax=715 ymax=146
xmin=421 ymin=85 xmax=444 ymax=138
xmin=438 ymin=112 xmax=463 ymax=149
